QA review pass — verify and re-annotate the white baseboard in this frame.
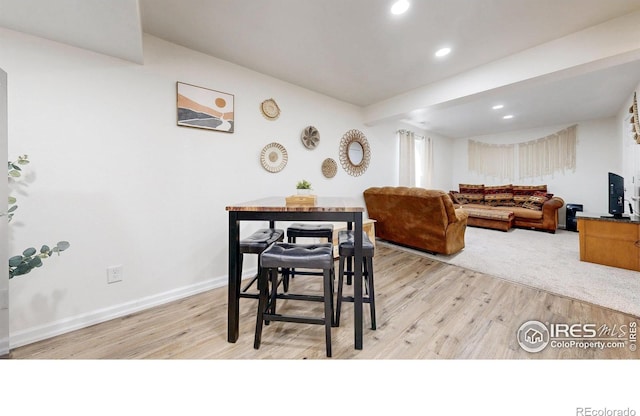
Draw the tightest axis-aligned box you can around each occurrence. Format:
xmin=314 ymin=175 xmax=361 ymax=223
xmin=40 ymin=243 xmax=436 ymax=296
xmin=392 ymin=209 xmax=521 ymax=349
xmin=9 ymin=271 xmax=241 ymax=349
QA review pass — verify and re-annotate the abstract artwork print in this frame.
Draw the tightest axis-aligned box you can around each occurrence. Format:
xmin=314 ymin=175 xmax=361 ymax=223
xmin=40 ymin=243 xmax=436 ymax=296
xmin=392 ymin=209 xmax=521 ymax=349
xmin=177 ymin=82 xmax=234 ymax=133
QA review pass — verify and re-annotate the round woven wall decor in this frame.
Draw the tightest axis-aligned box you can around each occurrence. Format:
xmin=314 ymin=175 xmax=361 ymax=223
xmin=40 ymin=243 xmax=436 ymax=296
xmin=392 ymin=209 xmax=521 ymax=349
xmin=260 ymin=98 xmax=280 ymax=120
xmin=321 ymin=158 xmax=337 ymax=178
xmin=260 ymin=142 xmax=288 ymax=173
xmin=301 ymin=125 xmax=320 ymax=149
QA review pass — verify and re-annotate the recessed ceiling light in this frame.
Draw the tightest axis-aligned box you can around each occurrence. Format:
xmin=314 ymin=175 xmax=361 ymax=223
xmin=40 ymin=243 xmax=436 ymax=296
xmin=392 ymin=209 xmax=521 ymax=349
xmin=391 ymin=0 xmax=410 ymax=15
xmin=435 ymin=47 xmax=451 ymax=57
xmin=492 ymin=104 xmax=504 ymax=110
xmin=503 ymin=114 xmax=514 ymax=119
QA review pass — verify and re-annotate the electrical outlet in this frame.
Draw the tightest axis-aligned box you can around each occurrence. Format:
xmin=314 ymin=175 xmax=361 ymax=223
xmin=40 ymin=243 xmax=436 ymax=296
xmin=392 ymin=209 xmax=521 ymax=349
xmin=107 ymin=266 xmax=123 ymax=284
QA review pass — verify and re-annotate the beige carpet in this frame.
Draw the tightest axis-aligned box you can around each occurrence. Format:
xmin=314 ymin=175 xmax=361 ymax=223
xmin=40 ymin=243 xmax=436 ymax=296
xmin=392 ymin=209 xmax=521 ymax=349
xmin=377 ymin=227 xmax=640 ymax=318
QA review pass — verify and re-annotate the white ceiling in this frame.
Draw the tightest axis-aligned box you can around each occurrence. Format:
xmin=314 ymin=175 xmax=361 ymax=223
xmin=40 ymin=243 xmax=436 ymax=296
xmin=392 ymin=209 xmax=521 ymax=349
xmin=2 ymin=0 xmax=640 ymax=138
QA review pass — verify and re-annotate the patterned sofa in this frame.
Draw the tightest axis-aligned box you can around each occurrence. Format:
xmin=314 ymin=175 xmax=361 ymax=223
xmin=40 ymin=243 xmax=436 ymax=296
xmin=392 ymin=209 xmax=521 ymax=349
xmin=450 ymin=184 xmax=564 ymax=233
xmin=363 ymin=187 xmax=468 ymax=255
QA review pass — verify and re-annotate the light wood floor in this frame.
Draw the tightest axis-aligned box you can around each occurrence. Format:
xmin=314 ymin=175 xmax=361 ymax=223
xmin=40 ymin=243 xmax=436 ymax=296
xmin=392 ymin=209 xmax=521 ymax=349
xmin=10 ymin=243 xmax=640 ymax=359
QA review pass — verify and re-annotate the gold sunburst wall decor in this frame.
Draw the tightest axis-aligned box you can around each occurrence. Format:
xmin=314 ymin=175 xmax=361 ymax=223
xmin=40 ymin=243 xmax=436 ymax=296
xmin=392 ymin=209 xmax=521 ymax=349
xmin=339 ymin=129 xmax=371 ymax=177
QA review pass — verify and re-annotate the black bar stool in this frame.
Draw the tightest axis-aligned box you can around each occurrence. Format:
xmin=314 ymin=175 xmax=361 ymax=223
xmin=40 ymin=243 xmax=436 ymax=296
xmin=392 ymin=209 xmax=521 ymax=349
xmin=254 ymin=242 xmax=335 ymax=357
xmin=287 ymin=223 xmax=334 ymax=243
xmin=335 ymin=230 xmax=376 ymax=330
xmin=286 ymin=223 xmax=334 ymax=281
xmin=238 ymin=228 xmax=284 ymax=299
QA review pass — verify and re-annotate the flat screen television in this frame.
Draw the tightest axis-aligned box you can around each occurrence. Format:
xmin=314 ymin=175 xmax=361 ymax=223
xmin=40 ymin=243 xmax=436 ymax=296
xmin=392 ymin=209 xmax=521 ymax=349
xmin=607 ymin=172 xmax=626 ymax=219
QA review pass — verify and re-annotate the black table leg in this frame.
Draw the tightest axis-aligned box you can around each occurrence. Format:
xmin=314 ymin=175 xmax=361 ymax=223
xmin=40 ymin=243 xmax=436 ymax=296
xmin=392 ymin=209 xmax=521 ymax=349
xmin=228 ymin=212 xmax=241 ymax=343
xmin=354 ymin=213 xmax=363 ymax=350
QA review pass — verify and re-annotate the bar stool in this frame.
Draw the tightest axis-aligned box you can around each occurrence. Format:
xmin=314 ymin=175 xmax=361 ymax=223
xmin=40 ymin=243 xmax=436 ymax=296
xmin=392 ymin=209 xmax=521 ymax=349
xmin=335 ymin=230 xmax=376 ymax=330
xmin=238 ymin=228 xmax=284 ymax=299
xmin=287 ymin=223 xmax=334 ymax=243
xmin=286 ymin=223 xmax=334 ymax=281
xmin=254 ymin=242 xmax=335 ymax=357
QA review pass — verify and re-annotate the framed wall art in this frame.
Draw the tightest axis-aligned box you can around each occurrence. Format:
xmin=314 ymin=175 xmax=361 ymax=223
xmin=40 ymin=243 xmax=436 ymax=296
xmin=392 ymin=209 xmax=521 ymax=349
xmin=176 ymin=82 xmax=234 ymax=133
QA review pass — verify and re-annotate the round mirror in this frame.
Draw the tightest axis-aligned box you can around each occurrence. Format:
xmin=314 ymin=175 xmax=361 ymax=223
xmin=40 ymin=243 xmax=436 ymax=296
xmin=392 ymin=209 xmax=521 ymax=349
xmin=348 ymin=142 xmax=364 ymax=166
xmin=339 ymin=129 xmax=371 ymax=176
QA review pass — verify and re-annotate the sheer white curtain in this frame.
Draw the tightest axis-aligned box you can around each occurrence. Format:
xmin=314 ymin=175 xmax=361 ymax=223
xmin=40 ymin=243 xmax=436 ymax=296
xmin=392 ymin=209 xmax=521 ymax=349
xmin=398 ymin=129 xmax=416 ymax=186
xmin=398 ymin=129 xmax=432 ymax=187
xmin=416 ymin=135 xmax=433 ymax=188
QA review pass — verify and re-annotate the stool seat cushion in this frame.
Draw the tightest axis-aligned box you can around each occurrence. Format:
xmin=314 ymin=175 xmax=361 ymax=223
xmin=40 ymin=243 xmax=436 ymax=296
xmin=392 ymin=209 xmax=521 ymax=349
xmin=261 ymin=242 xmax=334 ymax=269
xmin=240 ymin=228 xmax=284 ymax=254
xmin=338 ymin=230 xmax=374 ymax=257
xmin=287 ymin=223 xmax=334 ymax=238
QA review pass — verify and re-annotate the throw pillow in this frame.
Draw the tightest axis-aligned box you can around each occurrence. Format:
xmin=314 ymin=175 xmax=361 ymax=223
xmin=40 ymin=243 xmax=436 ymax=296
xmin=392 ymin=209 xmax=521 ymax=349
xmin=522 ymin=191 xmax=549 ymax=211
xmin=449 ymin=191 xmax=465 ymax=204
xmin=513 ymin=185 xmax=547 ymax=207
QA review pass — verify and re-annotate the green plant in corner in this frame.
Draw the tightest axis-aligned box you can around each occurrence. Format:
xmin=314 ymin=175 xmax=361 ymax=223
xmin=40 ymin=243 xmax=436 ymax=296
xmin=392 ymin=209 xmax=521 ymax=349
xmin=6 ymin=155 xmax=70 ymax=279
xmin=296 ymin=179 xmax=312 ymax=190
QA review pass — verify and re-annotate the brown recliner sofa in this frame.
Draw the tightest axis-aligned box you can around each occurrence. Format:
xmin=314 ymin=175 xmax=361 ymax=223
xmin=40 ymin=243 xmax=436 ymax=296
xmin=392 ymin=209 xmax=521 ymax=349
xmin=363 ymin=187 xmax=468 ymax=255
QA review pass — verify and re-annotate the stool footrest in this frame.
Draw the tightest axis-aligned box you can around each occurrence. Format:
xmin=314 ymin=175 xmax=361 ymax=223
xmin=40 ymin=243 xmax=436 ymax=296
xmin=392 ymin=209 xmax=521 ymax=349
xmin=263 ymin=313 xmax=325 ymax=326
xmin=276 ymin=293 xmax=325 ymax=303
xmin=238 ymin=293 xmax=259 ymax=299
xmin=338 ymin=295 xmax=373 ymax=304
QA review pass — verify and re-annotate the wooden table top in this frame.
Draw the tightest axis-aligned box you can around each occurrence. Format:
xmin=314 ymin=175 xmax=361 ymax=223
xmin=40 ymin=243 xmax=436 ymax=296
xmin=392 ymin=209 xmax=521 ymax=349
xmin=226 ymin=196 xmax=365 ymax=212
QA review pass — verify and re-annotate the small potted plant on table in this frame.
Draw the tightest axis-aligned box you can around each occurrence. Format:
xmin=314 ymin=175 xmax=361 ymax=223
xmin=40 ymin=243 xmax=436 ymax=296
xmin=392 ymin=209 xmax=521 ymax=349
xmin=296 ymin=179 xmax=312 ymax=195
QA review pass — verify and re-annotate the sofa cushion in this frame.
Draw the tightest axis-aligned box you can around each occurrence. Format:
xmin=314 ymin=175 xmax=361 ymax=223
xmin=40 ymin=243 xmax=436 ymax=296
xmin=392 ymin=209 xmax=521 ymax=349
xmin=459 ymin=184 xmax=484 ymax=194
xmin=462 ymin=207 xmax=514 ymax=221
xmin=484 ymin=193 xmax=515 ymax=206
xmin=484 ymin=184 xmax=513 ymax=194
xmin=503 ymin=206 xmax=544 ymax=220
xmin=458 ymin=184 xmax=485 ymax=205
xmin=483 ymin=184 xmax=514 ymax=206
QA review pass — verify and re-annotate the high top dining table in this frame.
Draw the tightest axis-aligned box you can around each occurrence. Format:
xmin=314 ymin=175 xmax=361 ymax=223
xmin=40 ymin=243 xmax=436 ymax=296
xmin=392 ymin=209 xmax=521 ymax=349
xmin=226 ymin=196 xmax=366 ymax=350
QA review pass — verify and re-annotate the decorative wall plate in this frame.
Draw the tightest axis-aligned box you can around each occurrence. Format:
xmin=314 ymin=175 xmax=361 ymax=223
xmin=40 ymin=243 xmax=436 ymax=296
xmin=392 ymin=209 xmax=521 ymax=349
xmin=301 ymin=125 xmax=320 ymax=149
xmin=339 ymin=129 xmax=371 ymax=177
xmin=260 ymin=142 xmax=288 ymax=173
xmin=260 ymin=98 xmax=280 ymax=120
xmin=322 ymin=158 xmax=337 ymax=178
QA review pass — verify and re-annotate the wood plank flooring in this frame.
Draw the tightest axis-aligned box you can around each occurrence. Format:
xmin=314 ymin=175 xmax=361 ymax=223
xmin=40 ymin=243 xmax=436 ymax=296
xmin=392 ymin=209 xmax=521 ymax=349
xmin=10 ymin=243 xmax=640 ymax=359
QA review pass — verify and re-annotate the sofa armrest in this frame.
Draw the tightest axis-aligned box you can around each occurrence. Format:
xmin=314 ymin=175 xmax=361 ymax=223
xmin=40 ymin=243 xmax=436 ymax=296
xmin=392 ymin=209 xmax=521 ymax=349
xmin=454 ymin=208 xmax=469 ymax=223
xmin=540 ymin=197 xmax=564 ymax=232
xmin=543 ymin=197 xmax=564 ymax=214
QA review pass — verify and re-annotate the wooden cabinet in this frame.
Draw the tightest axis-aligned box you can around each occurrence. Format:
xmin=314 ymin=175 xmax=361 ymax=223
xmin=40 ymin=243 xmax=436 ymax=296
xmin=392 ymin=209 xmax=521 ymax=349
xmin=577 ymin=216 xmax=640 ymax=271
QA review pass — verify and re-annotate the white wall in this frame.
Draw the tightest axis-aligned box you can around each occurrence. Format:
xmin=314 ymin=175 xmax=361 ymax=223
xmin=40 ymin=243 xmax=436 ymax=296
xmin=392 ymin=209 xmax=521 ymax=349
xmin=0 ymin=28 xmax=397 ymax=347
xmin=451 ymin=118 xmax=622 ymax=226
